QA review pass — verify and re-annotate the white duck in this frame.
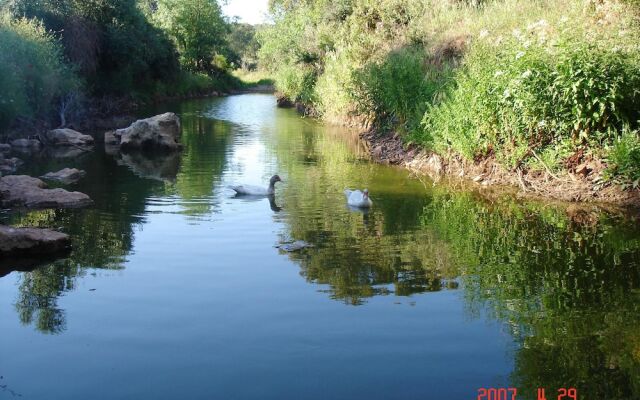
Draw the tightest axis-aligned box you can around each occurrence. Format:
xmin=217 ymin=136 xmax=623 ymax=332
xmin=344 ymin=188 xmax=373 ymax=208
xmin=230 ymin=174 xmax=283 ymax=196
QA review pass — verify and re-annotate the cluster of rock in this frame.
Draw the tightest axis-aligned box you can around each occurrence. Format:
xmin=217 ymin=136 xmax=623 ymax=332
xmin=1 ymin=113 xmax=182 ymax=271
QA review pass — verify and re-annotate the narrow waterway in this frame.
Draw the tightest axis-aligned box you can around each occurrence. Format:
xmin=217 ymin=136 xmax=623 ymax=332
xmin=1 ymin=94 xmax=639 ymax=400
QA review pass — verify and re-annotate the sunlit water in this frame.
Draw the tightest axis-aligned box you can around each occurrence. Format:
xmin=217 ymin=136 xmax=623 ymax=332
xmin=1 ymin=94 xmax=639 ymax=400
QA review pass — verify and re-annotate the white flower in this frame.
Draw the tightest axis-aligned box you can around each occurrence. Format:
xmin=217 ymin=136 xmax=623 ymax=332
xmin=521 ymin=70 xmax=532 ymax=79
xmin=494 ymin=70 xmax=504 ymax=77
xmin=515 ymin=51 xmax=526 ymax=60
xmin=479 ymin=29 xmax=490 ymax=39
xmin=538 ymin=120 xmax=547 ymax=127
xmin=503 ymin=89 xmax=511 ymax=98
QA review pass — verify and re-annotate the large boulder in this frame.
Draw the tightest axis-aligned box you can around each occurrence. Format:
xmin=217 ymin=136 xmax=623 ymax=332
xmin=0 ymin=143 xmax=11 ymax=154
xmin=0 ymin=225 xmax=70 ymax=257
xmin=40 ymin=168 xmax=86 ymax=185
xmin=110 ymin=113 xmax=181 ymax=151
xmin=44 ymin=128 xmax=94 ymax=147
xmin=0 ymin=175 xmax=92 ymax=208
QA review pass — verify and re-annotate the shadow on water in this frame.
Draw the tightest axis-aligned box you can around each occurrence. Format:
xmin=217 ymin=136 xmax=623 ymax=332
xmin=1 ymin=94 xmax=639 ymax=398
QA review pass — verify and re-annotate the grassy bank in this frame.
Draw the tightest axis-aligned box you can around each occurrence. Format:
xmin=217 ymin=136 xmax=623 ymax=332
xmin=260 ymin=0 xmax=640 ymax=189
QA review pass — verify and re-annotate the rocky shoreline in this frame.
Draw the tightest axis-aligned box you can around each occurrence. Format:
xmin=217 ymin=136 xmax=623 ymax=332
xmin=0 ymin=112 xmax=184 ymax=270
xmin=360 ymin=129 xmax=640 ymax=209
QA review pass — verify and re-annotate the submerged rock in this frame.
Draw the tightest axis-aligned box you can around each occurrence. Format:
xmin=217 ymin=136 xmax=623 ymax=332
xmin=0 ymin=175 xmax=92 ymax=208
xmin=46 ymin=146 xmax=92 ymax=160
xmin=0 ymin=143 xmax=11 ymax=154
xmin=0 ymin=157 xmax=23 ymax=175
xmin=0 ymin=225 xmax=70 ymax=257
xmin=40 ymin=168 xmax=86 ymax=185
xmin=109 ymin=113 xmax=182 ymax=151
xmin=44 ymin=128 xmax=94 ymax=147
xmin=276 ymin=240 xmax=315 ymax=252
xmin=10 ymin=138 xmax=42 ymax=150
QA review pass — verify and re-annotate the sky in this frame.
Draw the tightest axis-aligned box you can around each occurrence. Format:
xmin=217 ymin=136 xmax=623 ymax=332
xmin=222 ymin=0 xmax=270 ymax=25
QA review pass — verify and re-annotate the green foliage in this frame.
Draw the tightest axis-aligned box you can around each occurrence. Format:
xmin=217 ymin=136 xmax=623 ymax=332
xmin=421 ymin=22 xmax=640 ymax=168
xmin=152 ymin=0 xmax=228 ymax=73
xmin=605 ymin=130 xmax=640 ymax=185
xmin=352 ymin=47 xmax=451 ymax=135
xmin=8 ymin=0 xmax=180 ymax=95
xmin=261 ymin=0 xmax=640 ymax=181
xmin=0 ymin=15 xmax=77 ymax=129
xmin=226 ymin=22 xmax=260 ymax=69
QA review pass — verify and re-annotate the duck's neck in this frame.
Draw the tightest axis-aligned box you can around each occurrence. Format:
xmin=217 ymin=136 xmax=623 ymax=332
xmin=268 ymin=181 xmax=276 ymax=194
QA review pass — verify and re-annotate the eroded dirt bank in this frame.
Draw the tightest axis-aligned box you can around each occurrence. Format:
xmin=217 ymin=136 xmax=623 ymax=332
xmin=360 ymin=129 xmax=640 ymax=209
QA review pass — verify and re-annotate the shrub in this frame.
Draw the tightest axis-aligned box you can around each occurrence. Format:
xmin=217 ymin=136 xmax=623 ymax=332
xmin=605 ymin=130 xmax=640 ymax=185
xmin=0 ymin=15 xmax=77 ymax=129
xmin=421 ymin=26 xmax=640 ymax=168
xmin=353 ymin=47 xmax=451 ymax=135
xmin=9 ymin=0 xmax=180 ymax=95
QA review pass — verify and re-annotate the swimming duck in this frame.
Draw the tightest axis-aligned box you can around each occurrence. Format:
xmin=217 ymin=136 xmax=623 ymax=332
xmin=230 ymin=175 xmax=282 ymax=196
xmin=344 ymin=188 xmax=373 ymax=208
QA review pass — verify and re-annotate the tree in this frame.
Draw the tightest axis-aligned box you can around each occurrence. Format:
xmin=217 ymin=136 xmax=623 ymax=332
xmin=152 ymin=0 xmax=228 ymax=73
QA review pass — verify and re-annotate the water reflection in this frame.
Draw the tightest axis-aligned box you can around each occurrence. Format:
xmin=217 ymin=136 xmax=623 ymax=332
xmin=419 ymin=192 xmax=640 ymax=399
xmin=0 ymin=94 xmax=638 ymax=398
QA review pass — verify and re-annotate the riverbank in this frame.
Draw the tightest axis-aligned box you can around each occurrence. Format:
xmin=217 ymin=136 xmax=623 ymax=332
xmin=361 ymin=129 xmax=640 ymax=208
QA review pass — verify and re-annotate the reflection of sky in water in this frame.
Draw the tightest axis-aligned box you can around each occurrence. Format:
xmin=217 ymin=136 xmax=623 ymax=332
xmin=0 ymin=94 xmax=639 ymax=400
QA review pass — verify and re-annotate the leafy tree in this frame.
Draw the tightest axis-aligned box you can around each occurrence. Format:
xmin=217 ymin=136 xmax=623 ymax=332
xmin=152 ymin=0 xmax=228 ymax=73
xmin=6 ymin=0 xmax=179 ymax=94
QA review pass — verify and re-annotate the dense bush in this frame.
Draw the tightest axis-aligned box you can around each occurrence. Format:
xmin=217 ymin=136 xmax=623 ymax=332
xmin=152 ymin=0 xmax=228 ymax=74
xmin=8 ymin=0 xmax=180 ymax=95
xmin=0 ymin=15 xmax=77 ymax=129
xmin=352 ymin=47 xmax=451 ymax=135
xmin=421 ymin=34 xmax=640 ymax=168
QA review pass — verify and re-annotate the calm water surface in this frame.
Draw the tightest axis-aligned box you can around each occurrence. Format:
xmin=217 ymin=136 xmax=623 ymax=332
xmin=1 ymin=94 xmax=639 ymax=400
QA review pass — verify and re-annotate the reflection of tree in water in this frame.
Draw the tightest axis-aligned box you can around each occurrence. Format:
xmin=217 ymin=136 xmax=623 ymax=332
xmin=273 ymin=113 xmax=460 ymax=305
xmin=4 ymin=148 xmax=165 ymax=333
xmin=420 ymin=191 xmax=640 ymax=399
xmin=173 ymin=114 xmax=234 ymax=216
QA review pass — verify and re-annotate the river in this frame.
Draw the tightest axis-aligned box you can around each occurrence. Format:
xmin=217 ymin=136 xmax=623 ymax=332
xmin=1 ymin=94 xmax=639 ymax=400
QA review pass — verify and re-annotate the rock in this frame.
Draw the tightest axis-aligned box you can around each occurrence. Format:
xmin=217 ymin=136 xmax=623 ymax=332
xmin=276 ymin=240 xmax=314 ymax=252
xmin=111 ymin=113 xmax=182 ymax=151
xmin=575 ymin=162 xmax=590 ymax=176
xmin=0 ymin=143 xmax=12 ymax=154
xmin=0 ymin=175 xmax=93 ymax=209
xmin=104 ymin=130 xmax=119 ymax=145
xmin=46 ymin=146 xmax=92 ymax=160
xmin=0 ymin=157 xmax=23 ymax=175
xmin=11 ymin=138 xmax=42 ymax=149
xmin=44 ymin=128 xmax=94 ymax=147
xmin=0 ymin=225 xmax=70 ymax=257
xmin=276 ymin=95 xmax=294 ymax=108
xmin=40 ymin=168 xmax=86 ymax=185
xmin=425 ymin=154 xmax=443 ymax=176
